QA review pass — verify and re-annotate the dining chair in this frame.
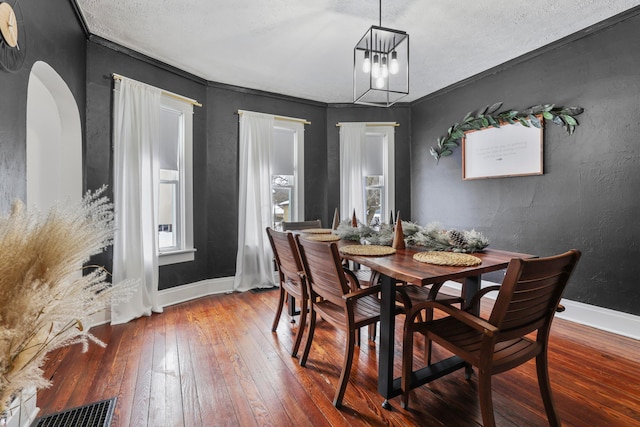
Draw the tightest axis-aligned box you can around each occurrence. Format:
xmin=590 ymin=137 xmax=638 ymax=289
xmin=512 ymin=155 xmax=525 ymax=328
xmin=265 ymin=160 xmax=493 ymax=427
xmin=266 ymin=227 xmax=308 ymax=358
xmin=367 ymin=269 xmax=465 ymax=355
xmin=295 ymin=235 xmax=403 ymax=408
xmin=281 ymin=219 xmax=322 ymax=231
xmin=401 ymin=249 xmax=581 ymax=427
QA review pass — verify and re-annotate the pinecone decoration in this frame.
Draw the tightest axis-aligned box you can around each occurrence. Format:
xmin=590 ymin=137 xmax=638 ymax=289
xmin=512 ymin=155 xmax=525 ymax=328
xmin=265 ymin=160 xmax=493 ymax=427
xmin=446 ymin=229 xmax=468 ymax=249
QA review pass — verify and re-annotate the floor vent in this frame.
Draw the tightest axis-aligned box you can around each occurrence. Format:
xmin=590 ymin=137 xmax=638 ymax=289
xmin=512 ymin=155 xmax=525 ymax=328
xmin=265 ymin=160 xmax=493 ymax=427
xmin=31 ymin=397 xmax=116 ymax=427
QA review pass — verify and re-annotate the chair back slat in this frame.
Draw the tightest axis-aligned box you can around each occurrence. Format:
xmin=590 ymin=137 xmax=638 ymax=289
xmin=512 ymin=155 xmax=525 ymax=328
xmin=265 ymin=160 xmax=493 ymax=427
xmin=282 ymin=219 xmax=322 ymax=231
xmin=295 ymin=236 xmax=349 ymax=306
xmin=266 ymin=228 xmax=303 ymax=283
xmin=490 ymin=250 xmax=581 ymax=338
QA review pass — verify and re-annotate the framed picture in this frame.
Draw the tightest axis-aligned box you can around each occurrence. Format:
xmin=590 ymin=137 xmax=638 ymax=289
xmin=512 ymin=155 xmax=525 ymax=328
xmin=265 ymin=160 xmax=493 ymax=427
xmin=462 ymin=117 xmax=543 ymax=180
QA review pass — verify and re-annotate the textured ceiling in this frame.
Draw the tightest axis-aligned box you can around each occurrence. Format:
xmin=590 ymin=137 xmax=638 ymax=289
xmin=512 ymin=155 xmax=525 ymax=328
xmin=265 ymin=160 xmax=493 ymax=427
xmin=76 ymin=0 xmax=640 ymax=104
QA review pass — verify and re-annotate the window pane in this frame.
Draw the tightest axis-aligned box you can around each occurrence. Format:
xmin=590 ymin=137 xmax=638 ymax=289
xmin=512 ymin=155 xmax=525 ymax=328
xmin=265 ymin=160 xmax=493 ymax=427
xmin=272 ymin=174 xmax=293 ymax=229
xmin=158 ymin=178 xmax=178 ymax=249
xmin=366 ymin=175 xmax=383 ymax=186
xmin=365 ymin=175 xmax=383 ymax=227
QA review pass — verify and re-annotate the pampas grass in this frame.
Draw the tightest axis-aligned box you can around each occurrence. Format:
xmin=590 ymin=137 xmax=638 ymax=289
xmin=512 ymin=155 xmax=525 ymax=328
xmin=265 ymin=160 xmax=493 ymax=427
xmin=0 ymin=186 xmax=137 ymax=413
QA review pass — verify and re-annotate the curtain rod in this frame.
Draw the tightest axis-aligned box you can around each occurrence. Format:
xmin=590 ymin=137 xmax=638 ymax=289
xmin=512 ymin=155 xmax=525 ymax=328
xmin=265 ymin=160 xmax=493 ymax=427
xmin=112 ymin=73 xmax=202 ymax=108
xmin=336 ymin=122 xmax=399 ymax=127
xmin=237 ymin=110 xmax=311 ymax=125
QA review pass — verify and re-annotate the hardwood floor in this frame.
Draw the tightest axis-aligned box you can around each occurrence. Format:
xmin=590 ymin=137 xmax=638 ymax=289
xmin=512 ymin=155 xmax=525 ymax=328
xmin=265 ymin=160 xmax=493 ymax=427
xmin=37 ymin=288 xmax=640 ymax=426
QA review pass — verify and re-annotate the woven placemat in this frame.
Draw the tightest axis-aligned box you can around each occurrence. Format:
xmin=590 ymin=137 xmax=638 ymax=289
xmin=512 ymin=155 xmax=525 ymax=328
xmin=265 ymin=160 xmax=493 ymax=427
xmin=339 ymin=245 xmax=396 ymax=256
xmin=301 ymin=228 xmax=333 ymax=234
xmin=302 ymin=234 xmax=341 ymax=242
xmin=413 ymin=251 xmax=482 ymax=266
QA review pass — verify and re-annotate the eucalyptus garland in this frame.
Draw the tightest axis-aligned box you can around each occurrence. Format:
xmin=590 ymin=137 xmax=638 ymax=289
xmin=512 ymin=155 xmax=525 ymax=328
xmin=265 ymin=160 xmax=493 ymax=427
xmin=334 ymin=220 xmax=489 ymax=253
xmin=430 ymin=102 xmax=584 ymax=163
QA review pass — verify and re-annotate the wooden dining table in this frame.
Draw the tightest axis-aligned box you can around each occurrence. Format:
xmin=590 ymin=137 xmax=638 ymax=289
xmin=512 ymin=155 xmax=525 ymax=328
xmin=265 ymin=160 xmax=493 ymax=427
xmin=339 ymin=245 xmax=535 ymax=409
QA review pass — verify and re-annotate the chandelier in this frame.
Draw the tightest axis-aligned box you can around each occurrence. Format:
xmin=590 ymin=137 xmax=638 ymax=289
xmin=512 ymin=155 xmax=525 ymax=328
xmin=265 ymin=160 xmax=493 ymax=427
xmin=353 ymin=0 xmax=409 ymax=107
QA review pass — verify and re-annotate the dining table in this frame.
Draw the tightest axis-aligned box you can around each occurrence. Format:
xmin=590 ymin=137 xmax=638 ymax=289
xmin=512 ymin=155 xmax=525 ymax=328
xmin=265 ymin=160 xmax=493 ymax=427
xmin=339 ymin=244 xmax=535 ymax=409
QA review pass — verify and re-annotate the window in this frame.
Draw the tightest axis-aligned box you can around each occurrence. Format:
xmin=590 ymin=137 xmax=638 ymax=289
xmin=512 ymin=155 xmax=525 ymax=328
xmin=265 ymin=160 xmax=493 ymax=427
xmin=340 ymin=123 xmax=395 ymax=226
xmin=271 ymin=123 xmax=304 ymax=230
xmin=157 ymin=95 xmax=194 ymax=265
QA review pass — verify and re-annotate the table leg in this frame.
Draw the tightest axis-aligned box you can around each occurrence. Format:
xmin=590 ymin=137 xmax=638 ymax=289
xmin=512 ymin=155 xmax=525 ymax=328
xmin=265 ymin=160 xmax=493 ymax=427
xmin=463 ymin=275 xmax=481 ymax=314
xmin=378 ymin=273 xmax=396 ymax=407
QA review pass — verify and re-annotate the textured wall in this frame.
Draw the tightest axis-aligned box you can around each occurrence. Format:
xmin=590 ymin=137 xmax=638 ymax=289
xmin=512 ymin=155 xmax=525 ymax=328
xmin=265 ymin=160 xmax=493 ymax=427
xmin=411 ymin=14 xmax=640 ymax=315
xmin=0 ymin=0 xmax=86 ymax=211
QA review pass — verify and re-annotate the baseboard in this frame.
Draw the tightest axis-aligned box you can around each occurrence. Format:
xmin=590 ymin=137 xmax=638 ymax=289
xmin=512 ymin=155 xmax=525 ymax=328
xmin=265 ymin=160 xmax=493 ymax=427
xmin=439 ymin=281 xmax=640 ymax=341
xmin=89 ymin=276 xmax=235 ymax=327
xmin=157 ymin=276 xmax=235 ymax=307
xmin=89 ymin=277 xmax=639 ymax=341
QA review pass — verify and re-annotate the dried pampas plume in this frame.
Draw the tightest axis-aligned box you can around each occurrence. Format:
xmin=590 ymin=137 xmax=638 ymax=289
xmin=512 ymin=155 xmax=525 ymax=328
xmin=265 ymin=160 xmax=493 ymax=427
xmin=0 ymin=186 xmax=137 ymax=413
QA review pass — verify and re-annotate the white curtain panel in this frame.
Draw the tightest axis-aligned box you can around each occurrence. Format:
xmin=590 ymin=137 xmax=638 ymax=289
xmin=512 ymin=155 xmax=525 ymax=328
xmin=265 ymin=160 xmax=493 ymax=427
xmin=234 ymin=111 xmax=276 ymax=291
xmin=339 ymin=123 xmax=366 ymax=222
xmin=111 ymin=78 xmax=163 ymax=324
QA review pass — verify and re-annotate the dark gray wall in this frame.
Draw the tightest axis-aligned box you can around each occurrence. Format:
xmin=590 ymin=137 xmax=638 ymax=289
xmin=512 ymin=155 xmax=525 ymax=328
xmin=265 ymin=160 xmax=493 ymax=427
xmin=203 ymin=85 xmax=328 ymax=280
xmin=86 ymin=40 xmax=211 ymax=290
xmin=6 ymin=0 xmax=638 ymax=316
xmin=86 ymin=41 xmax=332 ymax=289
xmin=0 ymin=0 xmax=86 ymax=210
xmin=411 ymin=13 xmax=640 ymax=315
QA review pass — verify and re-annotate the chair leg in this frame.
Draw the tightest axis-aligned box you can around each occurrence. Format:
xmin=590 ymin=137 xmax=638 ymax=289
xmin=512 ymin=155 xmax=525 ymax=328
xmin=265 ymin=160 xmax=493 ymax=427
xmin=300 ymin=309 xmax=316 ymax=367
xmin=271 ymin=288 xmax=286 ymax=332
xmin=333 ymin=327 xmax=357 ymax=408
xmin=424 ymin=308 xmax=433 ymax=366
xmin=478 ymin=372 xmax=496 ymax=427
xmin=368 ymin=322 xmax=377 ymax=341
xmin=291 ymin=298 xmax=307 ymax=358
xmin=536 ymin=350 xmax=562 ymax=427
xmin=401 ymin=321 xmax=415 ymax=409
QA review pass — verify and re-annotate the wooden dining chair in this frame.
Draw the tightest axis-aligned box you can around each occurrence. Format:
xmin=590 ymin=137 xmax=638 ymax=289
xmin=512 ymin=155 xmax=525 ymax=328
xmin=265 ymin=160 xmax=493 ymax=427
xmin=295 ymin=235 xmax=403 ymax=408
xmin=401 ymin=249 xmax=581 ymax=427
xmin=281 ymin=219 xmax=322 ymax=231
xmin=266 ymin=227 xmax=308 ymax=358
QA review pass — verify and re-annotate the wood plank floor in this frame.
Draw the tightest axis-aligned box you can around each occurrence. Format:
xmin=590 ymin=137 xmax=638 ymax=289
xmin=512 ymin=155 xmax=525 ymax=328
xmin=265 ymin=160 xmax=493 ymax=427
xmin=37 ymin=288 xmax=640 ymax=426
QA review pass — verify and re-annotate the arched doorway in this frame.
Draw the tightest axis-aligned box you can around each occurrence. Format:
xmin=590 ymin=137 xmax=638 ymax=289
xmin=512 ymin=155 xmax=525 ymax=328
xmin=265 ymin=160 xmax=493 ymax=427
xmin=26 ymin=61 xmax=82 ymax=211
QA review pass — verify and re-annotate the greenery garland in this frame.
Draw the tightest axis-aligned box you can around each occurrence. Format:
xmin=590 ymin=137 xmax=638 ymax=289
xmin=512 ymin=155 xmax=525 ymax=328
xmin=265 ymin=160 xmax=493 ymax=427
xmin=430 ymin=102 xmax=584 ymax=163
xmin=334 ymin=220 xmax=489 ymax=253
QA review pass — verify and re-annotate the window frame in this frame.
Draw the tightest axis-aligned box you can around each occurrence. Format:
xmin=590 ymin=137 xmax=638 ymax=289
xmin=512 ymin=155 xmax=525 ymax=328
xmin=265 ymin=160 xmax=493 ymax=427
xmin=362 ymin=125 xmax=395 ymax=224
xmin=158 ymin=95 xmax=195 ymax=266
xmin=271 ymin=121 xmax=305 ymax=228
xmin=370 ymin=127 xmax=396 ymax=223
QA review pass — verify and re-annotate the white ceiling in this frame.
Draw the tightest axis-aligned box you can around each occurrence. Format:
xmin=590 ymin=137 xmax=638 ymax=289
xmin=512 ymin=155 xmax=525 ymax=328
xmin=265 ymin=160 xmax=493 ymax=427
xmin=76 ymin=0 xmax=640 ymax=104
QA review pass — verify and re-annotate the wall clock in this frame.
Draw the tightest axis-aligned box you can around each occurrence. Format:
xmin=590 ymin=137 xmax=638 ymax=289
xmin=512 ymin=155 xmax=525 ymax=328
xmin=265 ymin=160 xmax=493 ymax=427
xmin=0 ymin=1 xmax=25 ymax=72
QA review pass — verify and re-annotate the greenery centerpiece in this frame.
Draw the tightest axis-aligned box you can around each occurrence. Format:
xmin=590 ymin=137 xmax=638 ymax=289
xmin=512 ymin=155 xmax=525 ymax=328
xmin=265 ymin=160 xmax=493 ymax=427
xmin=334 ymin=220 xmax=489 ymax=253
xmin=0 ymin=187 xmax=137 ymax=415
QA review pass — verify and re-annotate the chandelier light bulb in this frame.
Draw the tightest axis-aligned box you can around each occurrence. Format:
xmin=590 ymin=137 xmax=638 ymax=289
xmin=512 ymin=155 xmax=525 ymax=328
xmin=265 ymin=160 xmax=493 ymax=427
xmin=372 ymin=53 xmax=380 ymax=78
xmin=389 ymin=50 xmax=399 ymax=74
xmin=362 ymin=51 xmax=371 ymax=73
xmin=375 ymin=75 xmax=385 ymax=89
xmin=381 ymin=55 xmax=389 ymax=78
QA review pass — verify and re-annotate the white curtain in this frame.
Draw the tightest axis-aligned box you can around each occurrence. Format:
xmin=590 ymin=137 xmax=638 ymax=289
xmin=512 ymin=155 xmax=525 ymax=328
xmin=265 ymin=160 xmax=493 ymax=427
xmin=339 ymin=123 xmax=367 ymax=221
xmin=111 ymin=78 xmax=163 ymax=324
xmin=234 ymin=111 xmax=276 ymax=292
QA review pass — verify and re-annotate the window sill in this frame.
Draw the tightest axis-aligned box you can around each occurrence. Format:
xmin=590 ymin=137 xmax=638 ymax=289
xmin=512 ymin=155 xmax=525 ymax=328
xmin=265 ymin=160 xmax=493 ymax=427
xmin=159 ymin=248 xmax=196 ymax=266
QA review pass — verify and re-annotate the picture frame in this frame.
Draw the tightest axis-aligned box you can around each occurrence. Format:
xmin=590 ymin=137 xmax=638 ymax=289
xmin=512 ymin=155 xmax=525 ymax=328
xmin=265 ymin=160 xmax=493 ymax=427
xmin=462 ymin=116 xmax=544 ymax=180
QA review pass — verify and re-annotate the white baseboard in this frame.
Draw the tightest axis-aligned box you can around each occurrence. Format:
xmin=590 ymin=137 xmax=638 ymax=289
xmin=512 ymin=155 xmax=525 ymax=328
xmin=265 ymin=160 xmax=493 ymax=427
xmin=89 ymin=276 xmax=235 ymax=327
xmin=157 ymin=276 xmax=235 ymax=307
xmin=442 ymin=280 xmax=640 ymax=340
xmin=90 ymin=277 xmax=639 ymax=341
xmin=439 ymin=280 xmax=640 ymax=341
